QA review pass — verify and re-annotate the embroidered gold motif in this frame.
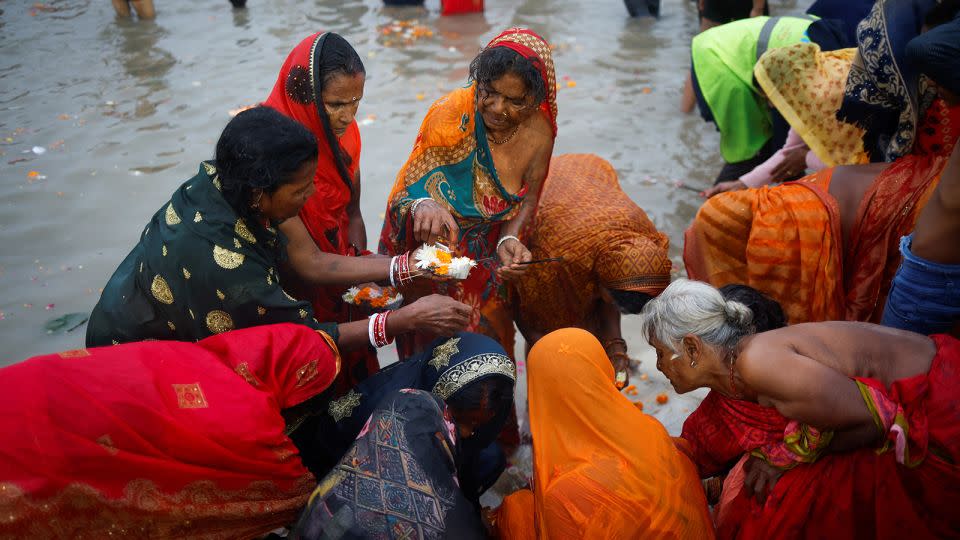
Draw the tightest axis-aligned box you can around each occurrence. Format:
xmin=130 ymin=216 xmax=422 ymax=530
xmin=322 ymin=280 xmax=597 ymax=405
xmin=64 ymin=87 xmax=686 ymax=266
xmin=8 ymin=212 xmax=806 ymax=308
xmin=432 ymin=353 xmax=516 ymax=400
xmin=164 ymin=202 xmax=181 ymax=225
xmin=235 ymin=362 xmax=259 ymax=386
xmin=212 ymin=176 xmax=222 ymax=191
xmin=257 ymin=306 xmax=267 ymax=316
xmin=267 ymin=274 xmax=274 ymax=285
xmin=58 ymin=349 xmax=91 ymax=358
xmin=150 ymin=275 xmax=174 ymax=305
xmin=96 ymin=434 xmax=118 ymax=456
xmin=282 ymin=289 xmax=296 ymax=302
xmin=161 ymin=245 xmax=168 ymax=257
xmin=216 ymin=289 xmax=225 ymax=301
xmin=235 ymin=219 xmax=256 ymax=243
xmin=328 ymin=390 xmax=362 ymax=422
xmin=111 ymin=340 xmax=119 ymax=345
xmin=194 ymin=211 xmax=203 ymax=223
xmin=167 ymin=321 xmax=176 ymax=331
xmin=172 ymin=383 xmax=208 ymax=408
xmin=233 ymin=237 xmax=242 ymax=249
xmin=205 ymin=310 xmax=234 ymax=334
xmin=202 ymin=162 xmax=217 ymax=176
xmin=298 ymin=309 xmax=308 ymax=319
xmin=295 ymin=360 xmax=319 ymax=387
xmin=0 ymin=477 xmax=314 ymax=538
xmin=429 ymin=337 xmax=461 ymax=370
xmin=213 ymin=245 xmax=244 ymax=269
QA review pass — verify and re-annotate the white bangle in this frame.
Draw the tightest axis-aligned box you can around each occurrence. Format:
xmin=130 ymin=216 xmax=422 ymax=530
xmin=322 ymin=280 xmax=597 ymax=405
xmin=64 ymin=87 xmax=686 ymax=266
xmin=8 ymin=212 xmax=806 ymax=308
xmin=496 ymin=235 xmax=520 ymax=250
xmin=367 ymin=315 xmax=377 ymax=349
xmin=410 ymin=197 xmax=432 ymax=217
xmin=388 ymin=256 xmax=397 ymax=288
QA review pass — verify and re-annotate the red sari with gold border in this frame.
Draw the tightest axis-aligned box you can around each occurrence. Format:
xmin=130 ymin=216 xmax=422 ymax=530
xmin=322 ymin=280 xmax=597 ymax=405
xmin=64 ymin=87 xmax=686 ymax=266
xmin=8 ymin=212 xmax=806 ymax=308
xmin=0 ymin=323 xmax=339 ymax=538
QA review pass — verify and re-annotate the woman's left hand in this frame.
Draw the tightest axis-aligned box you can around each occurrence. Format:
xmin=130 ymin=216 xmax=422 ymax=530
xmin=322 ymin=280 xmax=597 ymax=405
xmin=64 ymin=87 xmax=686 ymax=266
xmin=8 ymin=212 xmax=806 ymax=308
xmin=742 ymin=455 xmax=785 ymax=504
xmin=496 ymin=237 xmax=532 ymax=280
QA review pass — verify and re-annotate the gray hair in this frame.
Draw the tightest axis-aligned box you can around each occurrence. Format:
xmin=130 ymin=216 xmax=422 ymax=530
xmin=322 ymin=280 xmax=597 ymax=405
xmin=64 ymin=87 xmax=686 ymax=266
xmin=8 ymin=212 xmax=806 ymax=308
xmin=640 ymin=279 xmax=755 ymax=354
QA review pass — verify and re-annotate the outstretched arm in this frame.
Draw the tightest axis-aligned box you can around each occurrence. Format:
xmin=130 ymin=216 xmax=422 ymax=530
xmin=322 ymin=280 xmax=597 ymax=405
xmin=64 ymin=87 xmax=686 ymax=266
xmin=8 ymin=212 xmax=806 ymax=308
xmin=279 ymin=216 xmax=390 ymax=286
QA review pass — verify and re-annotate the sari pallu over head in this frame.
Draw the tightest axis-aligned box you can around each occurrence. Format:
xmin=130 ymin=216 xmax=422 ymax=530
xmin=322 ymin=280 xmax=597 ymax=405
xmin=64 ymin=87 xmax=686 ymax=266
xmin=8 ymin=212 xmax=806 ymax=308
xmin=837 ymin=0 xmax=940 ymax=162
xmin=0 ymin=323 xmax=340 ymax=539
xmin=264 ymin=32 xmax=361 ymax=257
xmin=292 ymin=331 xmax=516 ymax=503
xmin=293 ymin=390 xmax=486 ymax=540
xmin=378 ymin=27 xmax=556 ymax=354
xmin=498 ymin=328 xmax=714 ymax=539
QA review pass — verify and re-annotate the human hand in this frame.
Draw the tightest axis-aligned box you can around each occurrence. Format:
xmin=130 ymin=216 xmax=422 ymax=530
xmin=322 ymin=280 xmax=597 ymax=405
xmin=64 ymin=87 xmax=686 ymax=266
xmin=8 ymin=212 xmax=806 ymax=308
xmin=610 ymin=352 xmax=631 ymax=388
xmin=496 ymin=237 xmax=532 ymax=280
xmin=396 ymin=294 xmax=471 ymax=336
xmin=412 ymin=199 xmax=460 ymax=246
xmin=742 ymin=455 xmax=785 ymax=504
xmin=701 ymin=180 xmax=747 ymax=198
xmin=770 ymin=147 xmax=809 ymax=181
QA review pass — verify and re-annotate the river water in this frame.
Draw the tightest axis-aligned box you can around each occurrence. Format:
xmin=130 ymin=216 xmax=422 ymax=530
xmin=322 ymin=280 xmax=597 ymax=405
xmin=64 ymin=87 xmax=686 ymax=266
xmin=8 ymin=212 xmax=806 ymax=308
xmin=0 ymin=0 xmax=802 ymax=437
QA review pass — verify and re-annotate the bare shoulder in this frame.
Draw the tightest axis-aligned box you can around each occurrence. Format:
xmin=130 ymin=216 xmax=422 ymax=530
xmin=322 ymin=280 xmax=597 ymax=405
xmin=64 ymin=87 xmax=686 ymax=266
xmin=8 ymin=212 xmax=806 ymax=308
xmin=524 ymin=110 xmax=554 ymax=153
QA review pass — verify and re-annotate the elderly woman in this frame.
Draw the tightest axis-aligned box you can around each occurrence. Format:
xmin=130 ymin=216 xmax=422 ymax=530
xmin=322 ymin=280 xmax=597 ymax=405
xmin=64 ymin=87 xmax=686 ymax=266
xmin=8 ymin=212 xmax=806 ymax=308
xmin=641 ymin=279 xmax=960 ymax=538
xmin=1 ymin=323 xmax=340 ymax=537
xmin=291 ymin=331 xmax=516 ymax=507
xmin=87 ymin=107 xmax=470 ymax=353
xmin=379 ymin=27 xmax=556 ymax=357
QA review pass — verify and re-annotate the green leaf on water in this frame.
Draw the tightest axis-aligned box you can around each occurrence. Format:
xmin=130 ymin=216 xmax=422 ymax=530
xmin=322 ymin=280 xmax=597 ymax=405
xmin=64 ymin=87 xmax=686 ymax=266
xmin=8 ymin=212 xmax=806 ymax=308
xmin=44 ymin=312 xmax=89 ymax=335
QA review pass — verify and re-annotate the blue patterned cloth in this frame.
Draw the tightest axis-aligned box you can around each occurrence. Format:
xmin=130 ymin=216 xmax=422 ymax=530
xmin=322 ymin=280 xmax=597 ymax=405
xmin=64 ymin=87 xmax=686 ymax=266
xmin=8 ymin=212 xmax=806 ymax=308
xmin=293 ymin=390 xmax=484 ymax=539
xmin=837 ymin=0 xmax=940 ymax=162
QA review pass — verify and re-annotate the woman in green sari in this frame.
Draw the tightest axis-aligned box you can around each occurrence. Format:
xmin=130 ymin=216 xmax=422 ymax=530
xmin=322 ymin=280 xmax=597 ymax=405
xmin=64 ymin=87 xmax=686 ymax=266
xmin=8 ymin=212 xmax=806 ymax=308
xmin=87 ymin=107 xmax=470 ymax=352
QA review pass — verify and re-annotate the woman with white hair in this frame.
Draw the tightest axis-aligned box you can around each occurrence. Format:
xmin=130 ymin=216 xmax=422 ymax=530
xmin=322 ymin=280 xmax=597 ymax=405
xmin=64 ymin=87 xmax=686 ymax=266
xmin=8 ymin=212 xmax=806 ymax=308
xmin=640 ymin=279 xmax=960 ymax=538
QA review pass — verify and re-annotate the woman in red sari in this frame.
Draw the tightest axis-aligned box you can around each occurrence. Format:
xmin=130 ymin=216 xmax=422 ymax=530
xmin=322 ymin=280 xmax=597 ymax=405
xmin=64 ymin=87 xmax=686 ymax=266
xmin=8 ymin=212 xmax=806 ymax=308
xmin=264 ymin=32 xmax=378 ymax=386
xmin=379 ymin=27 xmax=557 ymax=358
xmin=0 ymin=323 xmax=340 ymax=538
xmin=642 ymin=280 xmax=960 ymax=539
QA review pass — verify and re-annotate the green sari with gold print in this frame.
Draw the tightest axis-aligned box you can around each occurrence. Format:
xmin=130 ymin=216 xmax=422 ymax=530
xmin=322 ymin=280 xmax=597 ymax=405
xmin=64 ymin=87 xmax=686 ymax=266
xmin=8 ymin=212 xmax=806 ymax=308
xmin=87 ymin=162 xmax=337 ymax=347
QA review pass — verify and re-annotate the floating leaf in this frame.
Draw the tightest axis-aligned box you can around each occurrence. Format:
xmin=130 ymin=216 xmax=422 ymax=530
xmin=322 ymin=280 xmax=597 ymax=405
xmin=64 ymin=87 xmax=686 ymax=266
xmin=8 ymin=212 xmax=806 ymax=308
xmin=43 ymin=312 xmax=89 ymax=335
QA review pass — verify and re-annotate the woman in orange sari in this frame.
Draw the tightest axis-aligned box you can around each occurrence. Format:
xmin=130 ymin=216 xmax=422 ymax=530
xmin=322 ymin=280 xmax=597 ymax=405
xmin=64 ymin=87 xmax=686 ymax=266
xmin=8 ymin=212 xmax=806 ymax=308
xmin=495 ymin=328 xmax=714 ymax=539
xmin=379 ymin=27 xmax=557 ymax=358
xmin=685 ymin=98 xmax=959 ymax=325
xmin=265 ymin=32 xmax=380 ymax=387
xmin=0 ymin=323 xmax=339 ymax=538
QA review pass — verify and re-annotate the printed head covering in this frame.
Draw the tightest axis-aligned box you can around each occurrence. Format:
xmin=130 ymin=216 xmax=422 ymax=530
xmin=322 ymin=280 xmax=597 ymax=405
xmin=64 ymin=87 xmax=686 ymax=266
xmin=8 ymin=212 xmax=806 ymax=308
xmin=755 ymin=43 xmax=870 ymax=167
xmin=837 ymin=0 xmax=940 ymax=161
xmin=293 ymin=332 xmax=515 ymax=500
xmin=294 ymin=390 xmax=485 ymax=539
xmin=484 ymin=27 xmax=558 ymax=137
xmin=596 ymin=233 xmax=672 ymax=295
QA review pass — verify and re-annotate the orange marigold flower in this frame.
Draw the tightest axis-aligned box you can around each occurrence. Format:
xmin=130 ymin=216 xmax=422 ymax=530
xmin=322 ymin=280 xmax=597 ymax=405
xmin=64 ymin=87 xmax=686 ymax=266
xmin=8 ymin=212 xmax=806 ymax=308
xmin=437 ymin=251 xmax=453 ymax=264
xmin=434 ymin=265 xmax=449 ymax=275
xmin=656 ymin=393 xmax=669 ymax=404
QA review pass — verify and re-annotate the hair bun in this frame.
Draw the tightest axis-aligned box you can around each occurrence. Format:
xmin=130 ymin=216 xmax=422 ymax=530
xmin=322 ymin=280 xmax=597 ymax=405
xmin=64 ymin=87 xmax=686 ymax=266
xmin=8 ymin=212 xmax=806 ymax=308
xmin=723 ymin=300 xmax=753 ymax=328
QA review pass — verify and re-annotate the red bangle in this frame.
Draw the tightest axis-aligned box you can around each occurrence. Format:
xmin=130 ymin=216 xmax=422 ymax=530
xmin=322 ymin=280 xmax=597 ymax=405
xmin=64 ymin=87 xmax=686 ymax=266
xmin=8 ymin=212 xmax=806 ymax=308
xmin=371 ymin=311 xmax=394 ymax=348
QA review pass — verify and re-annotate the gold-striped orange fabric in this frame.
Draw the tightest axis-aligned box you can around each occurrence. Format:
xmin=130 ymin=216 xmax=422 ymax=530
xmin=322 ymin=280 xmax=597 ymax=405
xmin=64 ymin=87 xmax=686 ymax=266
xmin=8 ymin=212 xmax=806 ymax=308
xmin=497 ymin=329 xmax=714 ymax=539
xmin=684 ymin=169 xmax=844 ymax=324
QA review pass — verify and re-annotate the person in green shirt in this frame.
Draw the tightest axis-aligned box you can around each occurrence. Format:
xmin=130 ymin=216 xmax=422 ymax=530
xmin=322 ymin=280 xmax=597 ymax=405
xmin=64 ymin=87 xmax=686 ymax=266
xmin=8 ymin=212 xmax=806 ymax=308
xmin=87 ymin=106 xmax=470 ymax=352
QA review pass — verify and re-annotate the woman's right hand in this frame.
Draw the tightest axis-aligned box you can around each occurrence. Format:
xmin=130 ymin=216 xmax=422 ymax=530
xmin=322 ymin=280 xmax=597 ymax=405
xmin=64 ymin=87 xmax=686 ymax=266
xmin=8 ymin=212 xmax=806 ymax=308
xmin=393 ymin=294 xmax=471 ymax=336
xmin=700 ymin=179 xmax=747 ymax=199
xmin=412 ymin=199 xmax=460 ymax=246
